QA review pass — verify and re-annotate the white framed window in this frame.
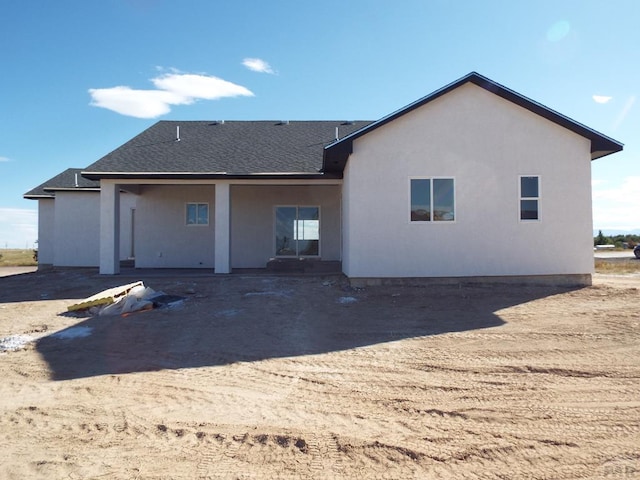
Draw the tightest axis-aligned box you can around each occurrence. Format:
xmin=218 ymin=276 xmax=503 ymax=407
xmin=519 ymin=176 xmax=540 ymax=221
xmin=275 ymin=206 xmax=320 ymax=256
xmin=410 ymin=177 xmax=455 ymax=222
xmin=186 ymin=203 xmax=209 ymax=226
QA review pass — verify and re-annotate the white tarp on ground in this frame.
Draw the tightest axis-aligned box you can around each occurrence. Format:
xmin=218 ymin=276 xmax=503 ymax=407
xmin=95 ymin=284 xmax=156 ymax=316
xmin=69 ymin=282 xmax=186 ymax=317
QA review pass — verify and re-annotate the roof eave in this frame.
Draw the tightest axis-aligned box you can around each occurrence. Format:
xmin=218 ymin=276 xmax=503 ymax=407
xmin=43 ymin=187 xmax=101 ymax=192
xmin=24 ymin=194 xmax=55 ymax=200
xmin=589 ymin=136 xmax=624 ymax=160
xmin=321 ymin=141 xmax=352 ymax=174
xmin=81 ymin=171 xmax=342 ymax=181
xmin=591 ymin=147 xmax=623 ymax=161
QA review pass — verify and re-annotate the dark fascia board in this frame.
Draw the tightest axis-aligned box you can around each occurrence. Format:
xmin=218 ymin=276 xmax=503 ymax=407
xmin=81 ymin=171 xmax=342 ymax=181
xmin=322 ymin=72 xmax=624 ymax=173
xmin=24 ymin=188 xmax=101 ymax=200
xmin=44 ymin=187 xmax=101 ymax=192
xmin=23 ymin=193 xmax=55 ymax=200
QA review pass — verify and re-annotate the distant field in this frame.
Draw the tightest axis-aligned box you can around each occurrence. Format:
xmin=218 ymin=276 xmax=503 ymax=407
xmin=0 ymin=249 xmax=38 ymax=267
xmin=595 ymin=257 xmax=640 ymax=274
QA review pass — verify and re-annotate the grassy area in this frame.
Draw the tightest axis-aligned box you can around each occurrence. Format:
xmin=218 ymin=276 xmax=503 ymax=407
xmin=0 ymin=249 xmax=38 ymax=267
xmin=595 ymin=258 xmax=640 ymax=274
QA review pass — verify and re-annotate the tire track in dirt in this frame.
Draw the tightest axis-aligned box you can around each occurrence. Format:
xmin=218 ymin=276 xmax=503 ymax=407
xmin=304 ymin=431 xmax=345 ymax=479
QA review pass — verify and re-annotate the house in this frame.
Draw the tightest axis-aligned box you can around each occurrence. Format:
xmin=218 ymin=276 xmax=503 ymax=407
xmin=24 ymin=168 xmax=136 ymax=267
xmin=25 ymin=72 xmax=623 ymax=285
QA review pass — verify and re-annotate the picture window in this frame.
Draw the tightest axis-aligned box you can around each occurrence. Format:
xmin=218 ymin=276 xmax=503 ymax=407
xmin=410 ymin=178 xmax=455 ymax=222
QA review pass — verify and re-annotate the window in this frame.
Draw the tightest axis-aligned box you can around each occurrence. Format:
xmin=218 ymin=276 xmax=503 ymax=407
xmin=410 ymin=178 xmax=455 ymax=222
xmin=186 ymin=203 xmax=209 ymax=226
xmin=520 ymin=176 xmax=539 ymax=221
xmin=275 ymin=206 xmax=319 ymax=256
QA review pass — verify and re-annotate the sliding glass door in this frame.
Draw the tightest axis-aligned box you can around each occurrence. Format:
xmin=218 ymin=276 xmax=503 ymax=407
xmin=275 ymin=206 xmax=319 ymax=257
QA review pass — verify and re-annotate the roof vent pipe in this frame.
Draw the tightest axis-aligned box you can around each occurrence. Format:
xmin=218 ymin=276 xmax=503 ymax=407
xmin=74 ymin=173 xmax=79 ymax=188
xmin=176 ymin=125 xmax=180 ymax=142
xmin=335 ymin=126 xmax=339 ymax=141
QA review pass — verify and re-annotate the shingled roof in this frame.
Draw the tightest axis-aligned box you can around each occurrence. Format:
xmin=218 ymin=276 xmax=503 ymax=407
xmin=24 ymin=168 xmax=100 ymax=199
xmin=82 ymin=120 xmax=370 ymax=180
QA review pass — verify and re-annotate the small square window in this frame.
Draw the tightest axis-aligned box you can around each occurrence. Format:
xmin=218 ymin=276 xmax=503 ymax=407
xmin=186 ymin=203 xmax=209 ymax=226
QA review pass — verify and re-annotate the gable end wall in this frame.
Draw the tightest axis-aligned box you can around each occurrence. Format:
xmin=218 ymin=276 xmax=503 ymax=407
xmin=342 ymin=83 xmax=593 ymax=279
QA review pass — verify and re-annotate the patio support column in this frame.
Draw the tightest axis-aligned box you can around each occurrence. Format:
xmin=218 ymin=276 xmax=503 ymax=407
xmin=214 ymin=182 xmax=231 ymax=273
xmin=99 ymin=181 xmax=120 ymax=274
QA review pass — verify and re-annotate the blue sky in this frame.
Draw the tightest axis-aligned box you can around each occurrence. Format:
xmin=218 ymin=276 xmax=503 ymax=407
xmin=1 ymin=0 xmax=638 ymax=248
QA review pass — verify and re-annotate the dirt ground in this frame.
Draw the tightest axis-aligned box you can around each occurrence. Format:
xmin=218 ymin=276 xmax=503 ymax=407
xmin=0 ymin=267 xmax=638 ymax=479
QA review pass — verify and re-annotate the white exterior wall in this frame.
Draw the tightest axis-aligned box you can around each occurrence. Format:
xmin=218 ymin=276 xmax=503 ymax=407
xmin=53 ymin=191 xmax=136 ymax=267
xmin=135 ymin=185 xmax=215 ymax=268
xmin=342 ymin=168 xmax=353 ymax=276
xmin=119 ymin=194 xmax=137 ymax=259
xmin=231 ymin=185 xmax=342 ymax=268
xmin=214 ymin=182 xmax=231 ymax=273
xmin=54 ymin=192 xmax=100 ymax=266
xmin=342 ymin=83 xmax=593 ymax=279
xmin=37 ymin=199 xmax=55 ymax=265
xmin=99 ymin=182 xmax=120 ymax=274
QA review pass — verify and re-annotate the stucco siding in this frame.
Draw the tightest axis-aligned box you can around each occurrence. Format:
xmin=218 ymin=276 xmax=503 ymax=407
xmin=342 ymin=83 xmax=593 ymax=279
xmin=231 ymin=185 xmax=342 ymax=268
xmin=37 ymin=199 xmax=55 ymax=265
xmin=53 ymin=192 xmax=100 ymax=266
xmin=51 ymin=191 xmax=136 ymax=267
xmin=119 ymin=194 xmax=137 ymax=260
xmin=135 ymin=185 xmax=215 ymax=268
xmin=341 ymin=163 xmax=353 ymax=277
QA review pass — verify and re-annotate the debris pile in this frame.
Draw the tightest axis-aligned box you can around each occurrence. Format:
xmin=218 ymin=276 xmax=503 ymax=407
xmin=67 ymin=281 xmax=185 ymax=317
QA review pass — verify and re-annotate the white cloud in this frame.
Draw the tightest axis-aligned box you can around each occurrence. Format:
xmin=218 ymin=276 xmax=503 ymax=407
xmin=0 ymin=156 xmax=10 ymax=162
xmin=0 ymin=207 xmax=37 ymax=248
xmin=592 ymin=176 xmax=640 ymax=230
xmin=152 ymin=73 xmax=253 ymax=100
xmin=592 ymin=95 xmax=612 ymax=104
xmin=242 ymin=58 xmax=275 ymax=74
xmin=88 ymin=86 xmax=182 ymax=118
xmin=89 ymin=71 xmax=254 ymax=119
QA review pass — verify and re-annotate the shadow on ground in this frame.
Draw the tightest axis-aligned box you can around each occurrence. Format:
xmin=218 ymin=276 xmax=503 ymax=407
xmin=27 ymin=273 xmax=580 ymax=381
xmin=0 ymin=268 xmax=112 ymax=303
xmin=0 ymin=268 xmax=218 ymax=304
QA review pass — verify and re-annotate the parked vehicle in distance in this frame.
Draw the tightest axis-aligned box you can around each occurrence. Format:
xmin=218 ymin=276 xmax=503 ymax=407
xmin=634 ymin=245 xmax=640 ymax=259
